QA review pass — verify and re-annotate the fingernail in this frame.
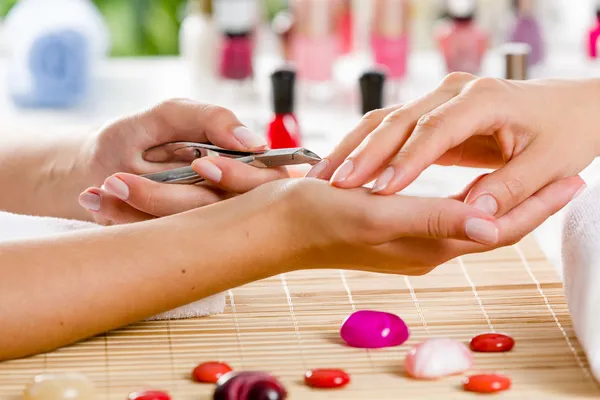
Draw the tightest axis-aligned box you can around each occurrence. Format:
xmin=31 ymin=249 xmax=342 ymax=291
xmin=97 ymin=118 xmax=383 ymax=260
xmin=305 ymin=159 xmax=328 ymax=178
xmin=465 ymin=218 xmax=499 ymax=245
xmin=372 ymin=166 xmax=395 ymax=193
xmin=79 ymin=192 xmax=100 ymax=211
xmin=233 ymin=126 xmax=267 ymax=149
xmin=330 ymin=159 xmax=355 ymax=184
xmin=571 ymin=184 xmax=587 ymax=201
xmin=471 ymin=194 xmax=498 ymax=216
xmin=104 ymin=176 xmax=130 ymax=201
xmin=194 ymin=160 xmax=222 ymax=183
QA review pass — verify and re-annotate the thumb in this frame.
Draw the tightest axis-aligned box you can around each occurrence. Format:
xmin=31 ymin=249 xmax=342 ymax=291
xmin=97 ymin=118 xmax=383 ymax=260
xmin=363 ymin=195 xmax=500 ymax=245
xmin=464 ymin=143 xmax=558 ymax=217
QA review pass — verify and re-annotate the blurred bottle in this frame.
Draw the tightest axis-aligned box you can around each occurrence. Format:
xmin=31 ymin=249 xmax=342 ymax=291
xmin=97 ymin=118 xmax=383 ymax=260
xmin=4 ymin=0 xmax=109 ymax=108
xmin=291 ymin=0 xmax=339 ymax=83
xmin=370 ymin=0 xmax=410 ymax=82
xmin=507 ymin=0 xmax=543 ymax=67
xmin=338 ymin=0 xmax=353 ymax=55
xmin=214 ymin=0 xmax=258 ymax=81
xmin=180 ymin=0 xmax=218 ymax=94
xmin=267 ymin=66 xmax=301 ymax=148
xmin=272 ymin=9 xmax=294 ymax=62
xmin=359 ymin=69 xmax=386 ymax=115
xmin=589 ymin=2 xmax=600 ymax=59
xmin=436 ymin=0 xmax=487 ymax=75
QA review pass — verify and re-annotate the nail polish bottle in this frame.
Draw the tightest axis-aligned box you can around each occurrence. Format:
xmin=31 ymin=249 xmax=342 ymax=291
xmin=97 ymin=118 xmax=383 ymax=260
xmin=359 ymin=69 xmax=386 ymax=115
xmin=267 ymin=67 xmax=301 ymax=149
xmin=370 ymin=0 xmax=410 ymax=81
xmin=507 ymin=0 xmax=544 ymax=66
xmin=436 ymin=0 xmax=488 ymax=75
xmin=272 ymin=9 xmax=294 ymax=62
xmin=291 ymin=0 xmax=339 ymax=83
xmin=213 ymin=0 xmax=257 ymax=81
xmin=589 ymin=2 xmax=600 ymax=59
xmin=338 ymin=0 xmax=353 ymax=55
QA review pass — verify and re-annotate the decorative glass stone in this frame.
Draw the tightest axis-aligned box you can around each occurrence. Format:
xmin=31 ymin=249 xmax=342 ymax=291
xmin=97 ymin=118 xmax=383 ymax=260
xmin=470 ymin=333 xmax=515 ymax=352
xmin=127 ymin=390 xmax=171 ymax=400
xmin=463 ymin=373 xmax=511 ymax=393
xmin=193 ymin=361 xmax=233 ymax=383
xmin=304 ymin=369 xmax=350 ymax=389
xmin=23 ymin=373 xmax=95 ymax=400
xmin=404 ymin=338 xmax=473 ymax=379
xmin=340 ymin=310 xmax=409 ymax=348
xmin=213 ymin=371 xmax=287 ymax=400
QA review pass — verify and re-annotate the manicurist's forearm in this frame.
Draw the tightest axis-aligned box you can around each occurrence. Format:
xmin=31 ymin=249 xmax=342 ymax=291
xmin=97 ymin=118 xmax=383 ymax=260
xmin=0 ymin=197 xmax=296 ymax=360
xmin=0 ymin=130 xmax=96 ymax=221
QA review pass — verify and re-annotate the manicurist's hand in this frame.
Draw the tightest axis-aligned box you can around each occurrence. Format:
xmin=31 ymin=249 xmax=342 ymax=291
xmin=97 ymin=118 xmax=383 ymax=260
xmin=307 ymin=73 xmax=600 ymax=217
xmin=78 ymin=99 xmax=288 ymax=224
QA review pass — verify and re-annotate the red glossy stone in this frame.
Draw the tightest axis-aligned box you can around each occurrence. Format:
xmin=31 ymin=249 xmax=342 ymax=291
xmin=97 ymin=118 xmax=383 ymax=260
xmin=193 ymin=361 xmax=233 ymax=383
xmin=470 ymin=333 xmax=515 ymax=352
xmin=463 ymin=374 xmax=511 ymax=393
xmin=304 ymin=369 xmax=350 ymax=389
xmin=127 ymin=390 xmax=171 ymax=400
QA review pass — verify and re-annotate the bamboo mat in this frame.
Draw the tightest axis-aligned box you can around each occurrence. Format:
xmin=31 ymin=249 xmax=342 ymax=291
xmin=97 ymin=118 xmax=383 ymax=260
xmin=1 ymin=236 xmax=599 ymax=399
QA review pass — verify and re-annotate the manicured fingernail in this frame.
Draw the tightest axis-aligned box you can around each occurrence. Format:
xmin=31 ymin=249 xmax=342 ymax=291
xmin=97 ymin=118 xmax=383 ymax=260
xmin=465 ymin=218 xmax=499 ymax=245
xmin=330 ymin=159 xmax=355 ymax=184
xmin=471 ymin=194 xmax=498 ymax=216
xmin=305 ymin=159 xmax=329 ymax=178
xmin=233 ymin=126 xmax=267 ymax=149
xmin=571 ymin=184 xmax=587 ymax=201
xmin=104 ymin=176 xmax=129 ymax=200
xmin=79 ymin=192 xmax=100 ymax=211
xmin=372 ymin=166 xmax=395 ymax=193
xmin=194 ymin=160 xmax=222 ymax=183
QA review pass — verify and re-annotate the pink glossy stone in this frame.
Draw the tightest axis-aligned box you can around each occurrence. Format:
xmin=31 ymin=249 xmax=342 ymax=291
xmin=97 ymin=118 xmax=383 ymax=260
xmin=340 ymin=310 xmax=409 ymax=348
xmin=404 ymin=338 xmax=473 ymax=379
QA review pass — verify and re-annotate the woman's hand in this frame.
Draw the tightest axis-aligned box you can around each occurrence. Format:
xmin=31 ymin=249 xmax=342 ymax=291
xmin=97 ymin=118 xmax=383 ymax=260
xmin=78 ymin=99 xmax=287 ymax=224
xmin=307 ymin=73 xmax=600 ymax=217
xmin=258 ymin=174 xmax=584 ymax=275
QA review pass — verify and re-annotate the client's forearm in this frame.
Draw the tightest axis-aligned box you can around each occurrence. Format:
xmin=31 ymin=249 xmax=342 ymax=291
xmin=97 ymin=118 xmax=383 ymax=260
xmin=0 ymin=198 xmax=295 ymax=360
xmin=0 ymin=130 xmax=96 ymax=221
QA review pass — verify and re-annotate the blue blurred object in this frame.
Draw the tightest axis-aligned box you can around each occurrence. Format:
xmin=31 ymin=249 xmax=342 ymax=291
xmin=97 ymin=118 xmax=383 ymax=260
xmin=11 ymin=30 xmax=90 ymax=108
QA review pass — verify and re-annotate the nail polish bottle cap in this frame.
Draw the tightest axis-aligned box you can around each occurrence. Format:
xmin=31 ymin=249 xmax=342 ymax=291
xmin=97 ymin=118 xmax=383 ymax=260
xmin=214 ymin=0 xmax=257 ymax=34
xmin=359 ymin=69 xmax=386 ymax=115
xmin=271 ymin=66 xmax=296 ymax=114
xmin=501 ymin=42 xmax=530 ymax=80
xmin=446 ymin=0 xmax=476 ymax=21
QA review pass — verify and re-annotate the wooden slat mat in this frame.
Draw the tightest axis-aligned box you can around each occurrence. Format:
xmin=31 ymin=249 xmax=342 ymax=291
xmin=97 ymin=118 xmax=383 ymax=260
xmin=1 ymin=236 xmax=599 ymax=399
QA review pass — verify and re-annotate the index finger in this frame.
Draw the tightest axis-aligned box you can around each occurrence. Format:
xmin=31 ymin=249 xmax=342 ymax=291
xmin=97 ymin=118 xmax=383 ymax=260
xmin=137 ymin=99 xmax=268 ymax=152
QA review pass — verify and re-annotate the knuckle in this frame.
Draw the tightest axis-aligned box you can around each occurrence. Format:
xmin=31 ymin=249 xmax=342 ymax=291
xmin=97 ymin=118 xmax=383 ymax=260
xmin=440 ymin=72 xmax=475 ymax=89
xmin=382 ymin=109 xmax=408 ymax=125
xmin=498 ymin=177 xmax=526 ymax=204
xmin=416 ymin=112 xmax=445 ymax=132
xmin=362 ymin=108 xmax=387 ymax=122
xmin=200 ymin=104 xmax=232 ymax=121
xmin=466 ymin=77 xmax=501 ymax=93
xmin=426 ymin=209 xmax=446 ymax=238
xmin=157 ymin=97 xmax=190 ymax=111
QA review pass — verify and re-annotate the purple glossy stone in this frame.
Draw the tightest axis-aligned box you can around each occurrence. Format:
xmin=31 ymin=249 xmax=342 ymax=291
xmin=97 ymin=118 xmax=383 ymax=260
xmin=213 ymin=371 xmax=287 ymax=400
xmin=340 ymin=310 xmax=409 ymax=348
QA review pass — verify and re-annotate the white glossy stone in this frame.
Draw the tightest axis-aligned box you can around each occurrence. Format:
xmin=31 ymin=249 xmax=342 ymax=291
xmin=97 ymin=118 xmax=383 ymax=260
xmin=23 ymin=373 xmax=95 ymax=400
xmin=404 ymin=338 xmax=473 ymax=379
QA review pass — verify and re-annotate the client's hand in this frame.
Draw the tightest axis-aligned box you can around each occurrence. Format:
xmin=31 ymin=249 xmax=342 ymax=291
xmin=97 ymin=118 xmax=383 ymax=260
xmin=308 ymin=73 xmax=599 ymax=218
xmin=78 ymin=99 xmax=287 ymax=225
xmin=268 ymin=174 xmax=583 ymax=274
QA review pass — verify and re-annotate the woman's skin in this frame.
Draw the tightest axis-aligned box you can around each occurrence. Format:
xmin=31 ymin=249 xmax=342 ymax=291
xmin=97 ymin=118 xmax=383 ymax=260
xmin=0 ymin=95 xmax=584 ymax=360
xmin=307 ymin=73 xmax=599 ymax=217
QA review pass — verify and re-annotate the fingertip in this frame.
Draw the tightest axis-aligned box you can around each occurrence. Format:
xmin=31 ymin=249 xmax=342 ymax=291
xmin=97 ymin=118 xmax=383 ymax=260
xmin=465 ymin=217 xmax=499 ymax=245
xmin=232 ymin=126 xmax=268 ymax=150
xmin=79 ymin=189 xmax=101 ymax=212
xmin=191 ymin=158 xmax=223 ymax=183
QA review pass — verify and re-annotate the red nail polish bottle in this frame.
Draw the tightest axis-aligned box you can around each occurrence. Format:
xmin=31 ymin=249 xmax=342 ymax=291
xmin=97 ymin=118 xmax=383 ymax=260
xmin=214 ymin=0 xmax=256 ymax=81
xmin=267 ymin=67 xmax=301 ymax=149
xmin=359 ymin=69 xmax=386 ymax=115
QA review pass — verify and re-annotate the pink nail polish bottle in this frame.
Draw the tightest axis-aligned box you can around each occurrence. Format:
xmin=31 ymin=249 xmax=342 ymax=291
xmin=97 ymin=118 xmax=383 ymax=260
xmin=589 ymin=2 xmax=600 ymax=59
xmin=370 ymin=0 xmax=411 ymax=81
xmin=291 ymin=0 xmax=339 ymax=83
xmin=508 ymin=0 xmax=544 ymax=66
xmin=213 ymin=0 xmax=257 ymax=81
xmin=436 ymin=0 xmax=488 ymax=75
xmin=267 ymin=67 xmax=301 ymax=149
xmin=338 ymin=0 xmax=353 ymax=55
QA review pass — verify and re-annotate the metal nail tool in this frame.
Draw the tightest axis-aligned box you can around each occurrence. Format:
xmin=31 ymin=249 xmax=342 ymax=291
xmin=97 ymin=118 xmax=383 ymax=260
xmin=141 ymin=142 xmax=322 ymax=185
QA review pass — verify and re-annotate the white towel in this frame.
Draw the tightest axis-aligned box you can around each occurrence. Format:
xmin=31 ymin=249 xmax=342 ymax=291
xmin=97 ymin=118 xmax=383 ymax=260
xmin=0 ymin=211 xmax=225 ymax=320
xmin=563 ymin=183 xmax=600 ymax=381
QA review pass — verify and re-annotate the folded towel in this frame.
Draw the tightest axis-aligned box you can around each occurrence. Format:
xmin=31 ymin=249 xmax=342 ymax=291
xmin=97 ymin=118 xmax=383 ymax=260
xmin=563 ymin=184 xmax=600 ymax=381
xmin=0 ymin=211 xmax=225 ymax=320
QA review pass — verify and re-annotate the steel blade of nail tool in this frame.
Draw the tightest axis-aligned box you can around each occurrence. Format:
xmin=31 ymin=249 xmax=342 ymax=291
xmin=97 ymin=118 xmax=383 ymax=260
xmin=255 ymin=148 xmax=321 ymax=167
